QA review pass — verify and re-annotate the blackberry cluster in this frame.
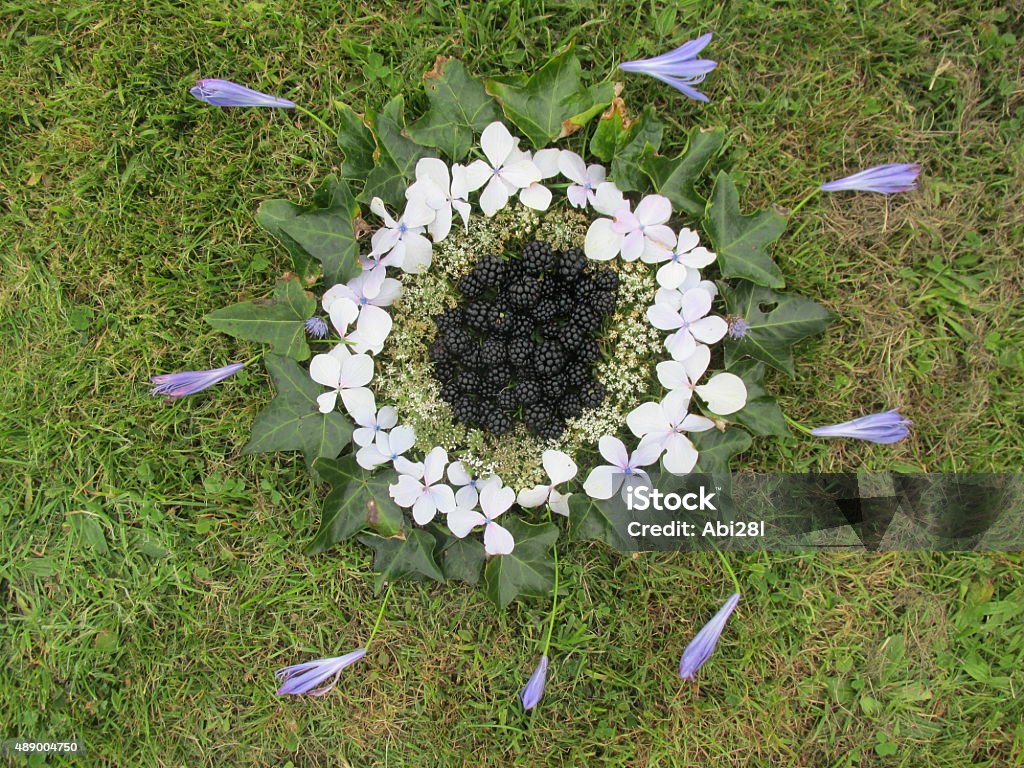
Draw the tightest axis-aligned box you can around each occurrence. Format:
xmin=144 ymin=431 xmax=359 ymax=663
xmin=429 ymin=242 xmax=618 ymax=440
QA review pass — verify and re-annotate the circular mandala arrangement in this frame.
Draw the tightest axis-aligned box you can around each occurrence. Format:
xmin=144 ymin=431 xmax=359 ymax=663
xmin=175 ymin=44 xmax=916 ymax=701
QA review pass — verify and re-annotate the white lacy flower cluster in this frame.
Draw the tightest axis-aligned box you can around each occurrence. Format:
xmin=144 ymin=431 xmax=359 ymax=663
xmin=307 ymin=120 xmax=748 ymax=555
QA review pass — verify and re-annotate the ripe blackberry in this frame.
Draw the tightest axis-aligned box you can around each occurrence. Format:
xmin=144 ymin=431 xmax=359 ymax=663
xmin=541 ymin=377 xmax=564 ymax=400
xmin=575 ymin=305 xmax=603 ymax=332
xmin=473 ymin=255 xmax=506 ymax=289
xmin=462 ymin=344 xmax=484 ymax=370
xmin=496 ymin=388 xmax=518 ymax=411
xmin=594 ymin=268 xmax=619 ymax=292
xmin=539 ymin=279 xmax=560 ymax=301
xmin=538 ymin=418 xmax=566 ymax=441
xmin=534 ymin=340 xmax=565 ymax=376
xmin=557 ymin=247 xmax=587 ymax=281
xmin=441 ymin=327 xmax=473 ymax=356
xmin=575 ymin=338 xmax=600 ymax=363
xmin=521 ymin=241 xmax=556 ymax=275
xmin=477 ymin=378 xmax=503 ymax=399
xmin=508 ymin=337 xmax=534 ymax=367
xmin=504 ymin=313 xmax=535 ymax=340
xmin=457 ymin=370 xmax=482 ymax=394
xmin=451 ymin=395 xmax=475 ymax=423
xmin=560 ymin=393 xmax=584 ymax=419
xmin=559 ymin=321 xmax=589 ymax=351
xmin=435 ymin=307 xmax=464 ymax=334
xmin=581 ymin=380 xmax=606 ymax=409
xmin=539 ymin=323 xmax=563 ymax=341
xmin=486 ymin=363 xmax=512 ymax=387
xmin=515 ymin=379 xmax=542 ymax=405
xmin=440 ymin=380 xmax=459 ymax=403
xmin=464 ymin=301 xmax=492 ymax=333
xmin=563 ymin=362 xmax=590 ymax=390
xmin=523 ymin=402 xmax=554 ymax=430
xmin=428 ymin=338 xmax=452 ymax=365
xmin=593 ymin=290 xmax=617 ymax=316
xmin=484 ymin=409 xmax=514 ymax=435
xmin=508 ymin=277 xmax=541 ymax=310
xmin=481 ymin=336 xmax=507 ymax=366
xmin=533 ymin=298 xmax=559 ymax=324
xmin=457 ymin=273 xmax=485 ymax=300
xmin=555 ymin=292 xmax=575 ymax=317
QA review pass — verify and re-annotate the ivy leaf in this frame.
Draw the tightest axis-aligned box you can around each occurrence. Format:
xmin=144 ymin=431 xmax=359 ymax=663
xmin=408 ymin=57 xmax=502 ymax=161
xmin=483 ymin=517 xmax=558 ymax=608
xmin=642 ymin=127 xmax=725 ymax=217
xmin=256 ymin=175 xmax=362 ymax=285
xmin=307 ymin=456 xmax=404 ymax=554
xmin=243 ymin=354 xmax=352 ymax=468
xmin=255 ymin=199 xmax=319 ymax=279
xmin=360 ymin=96 xmax=430 ymax=209
xmin=692 ymin=427 xmax=752 ymax=498
xmin=704 ymin=171 xmax=787 ymax=288
xmin=589 ymin=100 xmax=663 ymax=192
xmin=359 ymin=529 xmax=445 ymax=591
xmin=485 ymin=49 xmax=615 ymax=149
xmin=721 ymin=282 xmax=835 ymax=375
xmin=725 ymin=359 xmax=791 ymax=437
xmin=335 ymin=102 xmax=377 ymax=182
xmin=568 ymin=492 xmax=633 ymax=550
xmin=438 ymin=535 xmax=486 ymax=585
xmin=205 ymin=279 xmax=315 ymax=360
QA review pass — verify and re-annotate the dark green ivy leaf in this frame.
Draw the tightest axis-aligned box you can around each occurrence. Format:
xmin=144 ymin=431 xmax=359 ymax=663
xmin=438 ymin=535 xmax=486 ymax=585
xmin=691 ymin=427 xmax=753 ymax=498
xmin=255 ymin=199 xmax=320 ymax=280
xmin=360 ymin=96 xmax=430 ymax=209
xmin=725 ymin=359 xmax=791 ymax=437
xmin=243 ymin=354 xmax=352 ymax=468
xmin=483 ymin=517 xmax=558 ymax=608
xmin=335 ymin=102 xmax=377 ymax=182
xmin=408 ymin=57 xmax=502 ymax=161
xmin=256 ymin=175 xmax=362 ymax=285
xmin=704 ymin=171 xmax=787 ymax=288
xmin=721 ymin=282 xmax=835 ymax=376
xmin=568 ymin=492 xmax=634 ymax=550
xmin=359 ymin=529 xmax=445 ymax=591
xmin=589 ymin=101 xmax=664 ymax=193
xmin=307 ymin=455 xmax=404 ymax=554
xmin=642 ymin=127 xmax=725 ymax=217
xmin=205 ymin=279 xmax=315 ymax=360
xmin=486 ymin=49 xmax=615 ymax=149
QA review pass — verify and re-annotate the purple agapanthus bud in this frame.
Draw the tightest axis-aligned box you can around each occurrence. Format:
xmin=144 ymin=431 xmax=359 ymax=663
xmin=190 ymin=78 xmax=296 ymax=108
xmin=679 ymin=593 xmax=740 ymax=680
xmin=519 ymin=655 xmax=549 ymax=710
xmin=274 ymin=649 xmax=366 ymax=696
xmin=305 ymin=316 xmax=329 ymax=339
xmin=810 ymin=408 xmax=911 ymax=444
xmin=619 ymin=33 xmax=717 ymax=102
xmin=820 ymin=164 xmax=921 ymax=194
xmin=149 ymin=362 xmax=244 ymax=400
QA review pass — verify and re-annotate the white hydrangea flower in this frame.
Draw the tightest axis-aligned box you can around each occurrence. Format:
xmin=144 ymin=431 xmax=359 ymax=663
xmin=656 ymin=344 xmax=711 ymax=402
xmin=407 ymin=157 xmax=471 ymax=242
xmin=389 ymin=446 xmax=455 ymax=525
xmin=321 ymin=295 xmax=391 ymax=356
xmin=356 ymin=424 xmax=416 ymax=470
xmin=643 ymin=227 xmax=717 ymax=289
xmin=558 ymin=151 xmax=606 ymax=208
xmin=344 ymin=389 xmax=398 ymax=447
xmin=584 ymin=191 xmax=676 ymax=262
xmin=582 ymin=436 xmax=662 ymax=500
xmin=368 ymin=196 xmax=435 ymax=273
xmin=456 ymin=122 xmax=542 ymax=216
xmin=308 ymin=345 xmax=374 ymax=415
xmin=626 ymin=390 xmax=715 ymax=475
xmin=647 ymin=287 xmax=728 ymax=361
xmin=323 ymin=270 xmax=402 ymax=309
xmin=446 ymin=461 xmax=497 ymax=509
xmin=516 ymin=450 xmax=578 ymax=516
xmin=446 ymin=478 xmax=517 ymax=555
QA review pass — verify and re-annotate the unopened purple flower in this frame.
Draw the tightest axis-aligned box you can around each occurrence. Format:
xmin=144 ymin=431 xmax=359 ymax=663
xmin=679 ymin=593 xmax=740 ymax=680
xmin=150 ymin=362 xmax=244 ymax=400
xmin=275 ymin=649 xmax=366 ymax=696
xmin=810 ymin=408 xmax=911 ymax=444
xmin=519 ymin=655 xmax=549 ymax=710
xmin=820 ymin=164 xmax=921 ymax=194
xmin=190 ymin=78 xmax=296 ymax=108
xmin=619 ymin=33 xmax=717 ymax=102
xmin=305 ymin=316 xmax=329 ymax=339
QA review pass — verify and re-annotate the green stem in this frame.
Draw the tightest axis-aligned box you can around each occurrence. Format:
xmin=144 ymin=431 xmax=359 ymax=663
xmin=789 ymin=188 xmax=820 ymax=218
xmin=365 ymin=583 xmax=393 ymax=650
xmin=784 ymin=413 xmax=814 ymax=435
xmin=295 ymin=105 xmax=338 ymax=140
xmin=709 ymin=540 xmax=741 ymax=594
xmin=541 ymin=515 xmax=559 ymax=656
xmin=243 ymin=351 xmax=266 ymax=366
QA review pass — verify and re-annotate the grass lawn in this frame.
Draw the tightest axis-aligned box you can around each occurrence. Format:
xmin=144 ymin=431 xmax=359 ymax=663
xmin=2 ymin=0 xmax=1023 ymax=765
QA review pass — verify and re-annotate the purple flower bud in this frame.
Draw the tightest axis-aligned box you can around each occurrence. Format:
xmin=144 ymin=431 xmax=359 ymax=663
xmin=727 ymin=316 xmax=751 ymax=339
xmin=820 ymin=164 xmax=921 ymax=194
xmin=619 ymin=33 xmax=717 ymax=102
xmin=190 ymin=78 xmax=296 ymax=108
xmin=305 ymin=316 xmax=329 ymax=339
xmin=679 ymin=593 xmax=740 ymax=680
xmin=149 ymin=362 xmax=244 ymax=400
xmin=519 ymin=655 xmax=549 ymax=710
xmin=274 ymin=649 xmax=366 ymax=696
xmin=810 ymin=408 xmax=911 ymax=444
